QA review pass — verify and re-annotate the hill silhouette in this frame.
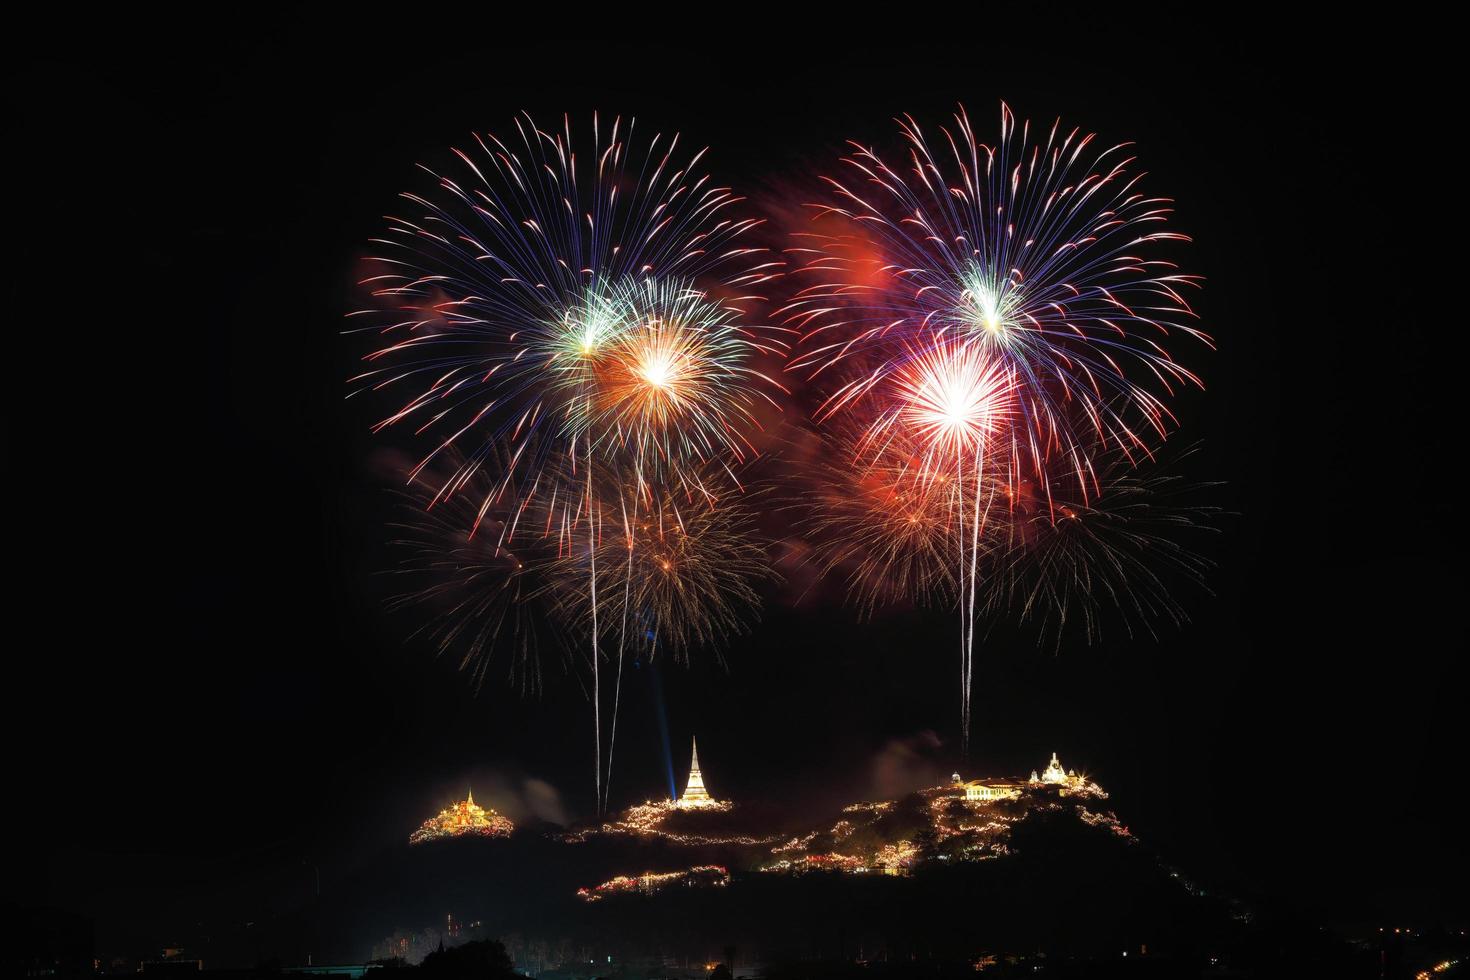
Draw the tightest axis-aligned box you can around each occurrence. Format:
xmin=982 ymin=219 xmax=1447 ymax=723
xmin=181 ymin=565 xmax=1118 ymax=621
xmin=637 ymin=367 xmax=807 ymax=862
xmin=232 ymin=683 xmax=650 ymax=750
xmin=306 ymin=778 xmax=1310 ymax=974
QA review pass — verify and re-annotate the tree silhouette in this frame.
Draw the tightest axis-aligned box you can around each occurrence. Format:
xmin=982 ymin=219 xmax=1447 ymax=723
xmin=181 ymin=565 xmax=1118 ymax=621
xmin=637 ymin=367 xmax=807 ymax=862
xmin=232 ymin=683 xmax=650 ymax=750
xmin=419 ymin=939 xmax=516 ymax=979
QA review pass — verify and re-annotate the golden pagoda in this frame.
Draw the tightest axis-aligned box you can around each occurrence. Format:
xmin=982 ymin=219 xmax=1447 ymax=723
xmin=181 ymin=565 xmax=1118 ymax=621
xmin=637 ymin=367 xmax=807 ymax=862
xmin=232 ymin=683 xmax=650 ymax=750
xmin=409 ymin=788 xmax=514 ymax=845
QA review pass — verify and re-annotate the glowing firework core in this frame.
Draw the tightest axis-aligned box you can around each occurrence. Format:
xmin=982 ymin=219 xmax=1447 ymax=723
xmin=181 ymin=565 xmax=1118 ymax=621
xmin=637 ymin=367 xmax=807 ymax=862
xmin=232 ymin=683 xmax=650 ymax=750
xmin=615 ymin=317 xmax=706 ymax=419
xmin=896 ymin=344 xmax=1013 ymax=457
xmin=560 ymin=295 xmax=623 ymax=359
xmin=640 ymin=354 xmax=675 ymax=389
xmin=961 ymin=273 xmax=1017 ymax=339
xmin=635 ymin=336 xmax=686 ymax=394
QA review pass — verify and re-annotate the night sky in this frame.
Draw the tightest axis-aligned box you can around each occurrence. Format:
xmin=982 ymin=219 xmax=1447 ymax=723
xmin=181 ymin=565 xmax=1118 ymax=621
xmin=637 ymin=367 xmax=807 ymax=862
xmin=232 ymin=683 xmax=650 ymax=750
xmin=10 ymin=16 xmax=1462 ymax=961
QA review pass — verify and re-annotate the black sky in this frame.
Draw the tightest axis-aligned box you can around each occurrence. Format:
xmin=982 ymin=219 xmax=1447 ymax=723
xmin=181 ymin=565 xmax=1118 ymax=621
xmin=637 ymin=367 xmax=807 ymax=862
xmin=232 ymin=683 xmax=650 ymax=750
xmin=9 ymin=14 xmax=1464 ymax=960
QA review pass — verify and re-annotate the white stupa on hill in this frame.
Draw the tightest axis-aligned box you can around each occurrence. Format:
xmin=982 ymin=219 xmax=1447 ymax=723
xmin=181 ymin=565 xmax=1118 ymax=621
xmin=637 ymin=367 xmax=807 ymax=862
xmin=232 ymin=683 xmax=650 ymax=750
xmin=675 ymin=737 xmax=718 ymax=808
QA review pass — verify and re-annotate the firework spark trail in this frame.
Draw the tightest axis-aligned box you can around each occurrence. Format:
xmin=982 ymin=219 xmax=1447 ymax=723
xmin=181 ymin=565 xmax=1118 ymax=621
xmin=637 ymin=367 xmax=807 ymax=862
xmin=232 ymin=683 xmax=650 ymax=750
xmin=874 ymin=338 xmax=1013 ymax=752
xmin=549 ymin=467 xmax=774 ymax=813
xmin=350 ymin=113 xmax=783 ymax=809
xmin=791 ymin=103 xmax=1208 ymax=751
xmin=587 ymin=445 xmax=601 ymax=811
xmin=876 ymin=338 xmax=1014 ymax=749
xmin=603 ymin=531 xmax=634 ymax=817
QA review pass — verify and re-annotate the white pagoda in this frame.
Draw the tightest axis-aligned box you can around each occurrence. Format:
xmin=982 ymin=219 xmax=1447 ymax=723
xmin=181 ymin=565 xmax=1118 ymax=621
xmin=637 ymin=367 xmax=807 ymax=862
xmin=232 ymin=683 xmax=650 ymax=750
xmin=676 ymin=737 xmax=718 ymax=808
xmin=1038 ymin=751 xmax=1069 ymax=785
xmin=1025 ymin=751 xmax=1104 ymax=797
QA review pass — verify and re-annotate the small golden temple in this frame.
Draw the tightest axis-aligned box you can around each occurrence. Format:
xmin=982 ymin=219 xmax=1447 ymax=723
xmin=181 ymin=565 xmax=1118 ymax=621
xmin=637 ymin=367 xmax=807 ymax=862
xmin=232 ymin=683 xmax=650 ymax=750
xmin=409 ymin=788 xmax=514 ymax=845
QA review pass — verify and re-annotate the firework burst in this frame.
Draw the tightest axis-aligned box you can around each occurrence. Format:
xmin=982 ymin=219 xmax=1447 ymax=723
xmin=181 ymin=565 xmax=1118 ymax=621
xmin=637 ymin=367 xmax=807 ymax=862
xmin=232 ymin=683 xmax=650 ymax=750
xmin=348 ymin=113 xmax=783 ymax=810
xmin=804 ymin=423 xmax=967 ymax=614
xmin=550 ymin=475 xmax=773 ymax=661
xmin=584 ymin=277 xmax=784 ymax=492
xmin=348 ymin=111 xmax=783 ymax=526
xmin=786 ymin=101 xmax=1210 ymax=500
xmin=790 ymin=103 xmax=1209 ymax=750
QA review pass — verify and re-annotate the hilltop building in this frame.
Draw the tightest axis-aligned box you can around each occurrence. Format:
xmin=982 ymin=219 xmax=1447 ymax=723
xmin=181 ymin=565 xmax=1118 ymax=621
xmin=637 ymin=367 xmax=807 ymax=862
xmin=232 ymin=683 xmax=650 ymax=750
xmin=954 ymin=752 xmax=1103 ymax=803
xmin=1033 ymin=751 xmax=1070 ymax=785
xmin=964 ymin=779 xmax=1022 ymax=802
xmin=409 ymin=788 xmax=514 ymax=845
xmin=676 ymin=737 xmax=718 ymax=808
xmin=1028 ymin=751 xmax=1101 ymax=795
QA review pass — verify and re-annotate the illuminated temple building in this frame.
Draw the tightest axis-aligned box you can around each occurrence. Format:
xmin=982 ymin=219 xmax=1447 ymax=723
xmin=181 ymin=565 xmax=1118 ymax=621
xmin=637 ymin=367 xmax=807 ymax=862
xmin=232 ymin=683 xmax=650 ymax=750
xmin=1028 ymin=751 xmax=1099 ymax=794
xmin=675 ymin=737 xmax=718 ymax=808
xmin=1033 ymin=751 xmax=1076 ymax=786
xmin=408 ymin=788 xmax=514 ymax=845
xmin=954 ymin=752 xmax=1103 ymax=802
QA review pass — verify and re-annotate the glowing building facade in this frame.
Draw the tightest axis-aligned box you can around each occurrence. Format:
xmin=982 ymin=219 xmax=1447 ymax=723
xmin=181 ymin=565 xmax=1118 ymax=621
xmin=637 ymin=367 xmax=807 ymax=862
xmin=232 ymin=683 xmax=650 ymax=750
xmin=964 ymin=780 xmax=1021 ymax=802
